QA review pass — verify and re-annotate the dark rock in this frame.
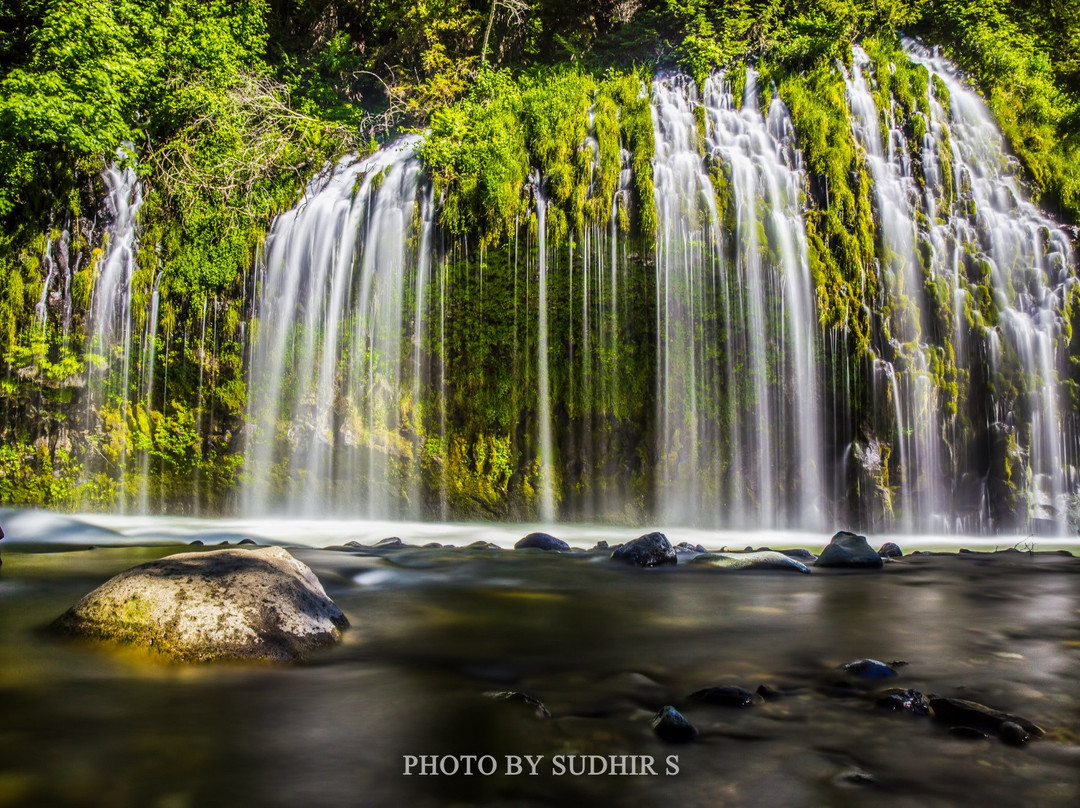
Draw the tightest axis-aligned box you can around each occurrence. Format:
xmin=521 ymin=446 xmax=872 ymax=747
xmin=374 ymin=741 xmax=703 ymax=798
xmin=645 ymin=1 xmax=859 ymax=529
xmin=375 ymin=537 xmax=404 ymax=548
xmin=779 ymin=548 xmax=816 ymax=561
xmin=999 ymin=721 xmax=1031 ymax=746
xmin=189 ymin=540 xmax=204 ymax=546
xmin=651 ymin=705 xmax=697 ymax=742
xmin=689 ymin=551 xmax=810 ymax=573
xmin=590 ymin=541 xmax=609 ymax=551
xmin=514 ymin=532 xmax=570 ymax=552
xmin=675 ymin=542 xmax=706 ymax=554
xmin=610 ymin=532 xmax=676 ymax=567
xmin=876 ymin=689 xmax=929 ymax=716
xmin=483 ymin=690 xmax=550 ymax=718
xmin=877 ymin=541 xmax=903 ymax=558
xmin=466 ymin=541 xmax=500 ymax=550
xmin=814 ymin=531 xmax=883 ymax=569
xmin=422 ymin=542 xmax=444 ymax=549
xmin=840 ymin=659 xmax=897 ymax=678
xmin=238 ymin=538 xmax=257 ymax=546
xmin=52 ymin=547 xmax=348 ymax=662
xmin=689 ymin=686 xmax=758 ymax=707
xmin=344 ymin=541 xmax=364 ymax=548
xmin=756 ymin=684 xmax=781 ymax=700
xmin=929 ymin=697 xmax=1044 ymax=738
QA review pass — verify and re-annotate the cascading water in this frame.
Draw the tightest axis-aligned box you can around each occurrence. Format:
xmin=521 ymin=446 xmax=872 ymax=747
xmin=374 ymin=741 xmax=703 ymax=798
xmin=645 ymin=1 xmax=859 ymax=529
xmin=235 ymin=49 xmax=1075 ymax=531
xmin=844 ymin=46 xmax=944 ymax=530
xmin=243 ymin=135 xmax=436 ymax=517
xmin=650 ymin=70 xmax=824 ymax=529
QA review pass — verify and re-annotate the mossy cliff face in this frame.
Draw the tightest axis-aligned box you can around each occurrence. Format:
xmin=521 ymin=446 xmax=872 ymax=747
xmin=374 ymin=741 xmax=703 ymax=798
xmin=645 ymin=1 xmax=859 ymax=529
xmin=2 ymin=32 xmax=1078 ymax=530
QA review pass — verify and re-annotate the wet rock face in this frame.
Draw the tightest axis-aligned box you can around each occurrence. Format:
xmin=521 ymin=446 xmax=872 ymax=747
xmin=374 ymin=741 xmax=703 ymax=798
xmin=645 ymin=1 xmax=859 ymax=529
xmin=814 ymin=531 xmax=883 ymax=569
xmin=52 ymin=547 xmax=348 ymax=662
xmin=610 ymin=532 xmax=676 ymax=567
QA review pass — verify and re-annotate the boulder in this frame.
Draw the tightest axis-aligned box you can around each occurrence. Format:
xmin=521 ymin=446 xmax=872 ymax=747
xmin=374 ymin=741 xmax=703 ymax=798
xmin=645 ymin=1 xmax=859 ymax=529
xmin=610 ymin=532 xmax=676 ymax=567
xmin=52 ymin=547 xmax=348 ymax=662
xmin=514 ymin=532 xmax=570 ymax=552
xmin=877 ymin=542 xmax=903 ymax=558
xmin=689 ymin=551 xmax=810 ymax=573
xmin=814 ymin=531 xmax=883 ymax=569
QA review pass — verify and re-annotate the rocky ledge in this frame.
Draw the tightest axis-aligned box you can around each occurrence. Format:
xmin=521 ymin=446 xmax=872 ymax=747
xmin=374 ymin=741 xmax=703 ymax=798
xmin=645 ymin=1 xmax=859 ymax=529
xmin=52 ymin=546 xmax=348 ymax=662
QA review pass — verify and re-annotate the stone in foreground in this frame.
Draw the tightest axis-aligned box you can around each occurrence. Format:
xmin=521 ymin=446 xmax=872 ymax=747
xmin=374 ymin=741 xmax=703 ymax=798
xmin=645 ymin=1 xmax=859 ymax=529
xmin=514 ymin=532 xmax=570 ymax=551
xmin=689 ymin=551 xmax=811 ymax=573
xmin=652 ymin=705 xmax=698 ymax=742
xmin=610 ymin=532 xmax=676 ymax=567
xmin=814 ymin=531 xmax=883 ymax=569
xmin=53 ymin=547 xmax=348 ymax=662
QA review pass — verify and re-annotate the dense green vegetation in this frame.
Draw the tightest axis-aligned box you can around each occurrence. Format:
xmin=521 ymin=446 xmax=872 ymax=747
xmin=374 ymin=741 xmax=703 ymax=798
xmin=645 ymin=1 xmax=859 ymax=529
xmin=0 ymin=0 xmax=1077 ymax=517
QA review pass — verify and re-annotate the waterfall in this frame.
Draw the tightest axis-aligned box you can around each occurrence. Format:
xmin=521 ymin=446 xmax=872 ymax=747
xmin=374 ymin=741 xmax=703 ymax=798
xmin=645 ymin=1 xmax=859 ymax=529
xmin=844 ymin=47 xmax=944 ymax=531
xmin=243 ymin=136 xmax=435 ymax=517
xmin=650 ymin=70 xmax=824 ymax=529
xmin=81 ymin=152 xmax=146 ymax=512
xmin=233 ymin=51 xmax=1075 ymax=531
xmin=534 ymin=173 xmax=556 ymax=522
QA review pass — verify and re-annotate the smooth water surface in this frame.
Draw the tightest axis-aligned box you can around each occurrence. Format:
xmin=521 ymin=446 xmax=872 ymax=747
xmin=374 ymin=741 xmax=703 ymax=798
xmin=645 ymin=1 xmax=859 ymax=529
xmin=1 ymin=512 xmax=1078 ymax=806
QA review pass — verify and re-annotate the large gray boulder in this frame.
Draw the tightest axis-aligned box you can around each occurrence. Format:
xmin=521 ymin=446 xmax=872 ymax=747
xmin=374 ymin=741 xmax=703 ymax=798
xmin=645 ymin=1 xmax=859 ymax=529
xmin=53 ymin=547 xmax=348 ymax=662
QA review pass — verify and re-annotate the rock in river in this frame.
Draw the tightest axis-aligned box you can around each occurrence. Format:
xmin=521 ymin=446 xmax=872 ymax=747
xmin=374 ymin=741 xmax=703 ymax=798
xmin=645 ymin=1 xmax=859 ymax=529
xmin=814 ymin=531 xmax=883 ymax=569
xmin=514 ymin=532 xmax=570 ymax=552
xmin=610 ymin=532 xmax=676 ymax=567
xmin=689 ymin=686 xmax=759 ymax=707
xmin=929 ymin=697 xmax=1044 ymax=739
xmin=840 ymin=659 xmax=897 ymax=679
xmin=689 ymin=551 xmax=810 ymax=573
xmin=877 ymin=541 xmax=903 ymax=558
xmin=52 ymin=547 xmax=348 ymax=662
xmin=652 ymin=705 xmax=698 ymax=742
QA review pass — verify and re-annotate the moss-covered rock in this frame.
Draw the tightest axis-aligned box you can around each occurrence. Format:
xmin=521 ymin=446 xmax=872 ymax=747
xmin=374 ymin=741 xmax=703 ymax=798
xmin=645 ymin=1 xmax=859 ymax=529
xmin=52 ymin=546 xmax=348 ymax=662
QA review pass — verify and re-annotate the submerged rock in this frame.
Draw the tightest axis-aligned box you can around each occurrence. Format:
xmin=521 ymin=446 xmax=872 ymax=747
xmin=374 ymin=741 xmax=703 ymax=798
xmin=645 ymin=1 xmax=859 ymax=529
xmin=689 ymin=686 xmax=759 ymax=707
xmin=779 ymin=548 xmax=816 ymax=561
xmin=610 ymin=532 xmax=676 ymax=567
xmin=465 ymin=541 xmax=501 ymax=550
xmin=689 ymin=551 xmax=811 ymax=573
xmin=675 ymin=541 xmax=707 ymax=554
xmin=840 ymin=659 xmax=897 ymax=678
xmin=876 ymin=688 xmax=929 ymax=716
xmin=52 ymin=547 xmax=348 ymax=662
xmin=375 ymin=537 xmax=404 ymax=548
xmin=483 ymin=690 xmax=551 ymax=718
xmin=877 ymin=542 xmax=903 ymax=558
xmin=651 ymin=705 xmax=698 ymax=742
xmin=514 ymin=532 xmax=570 ymax=552
xmin=929 ymin=697 xmax=1044 ymax=739
xmin=814 ymin=531 xmax=883 ymax=569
